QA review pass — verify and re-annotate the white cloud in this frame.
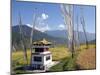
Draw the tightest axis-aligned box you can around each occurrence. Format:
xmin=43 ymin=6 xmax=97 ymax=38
xmin=33 ymin=13 xmax=50 ymax=32
xmin=58 ymin=24 xmax=65 ymax=30
xmin=41 ymin=13 xmax=49 ymax=20
xmin=25 ymin=13 xmax=50 ymax=32
xmin=35 ymin=24 xmax=50 ymax=32
xmin=26 ymin=23 xmax=50 ymax=32
xmin=26 ymin=24 xmax=32 ymax=28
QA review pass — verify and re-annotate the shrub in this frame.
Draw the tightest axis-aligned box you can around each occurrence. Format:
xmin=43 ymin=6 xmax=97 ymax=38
xmin=63 ymin=57 xmax=77 ymax=71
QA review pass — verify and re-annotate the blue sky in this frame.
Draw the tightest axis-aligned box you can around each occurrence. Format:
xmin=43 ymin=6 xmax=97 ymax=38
xmin=12 ymin=0 xmax=96 ymax=33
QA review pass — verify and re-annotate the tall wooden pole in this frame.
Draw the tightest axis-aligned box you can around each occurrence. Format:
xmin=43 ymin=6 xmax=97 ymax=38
xmin=30 ymin=8 xmax=37 ymax=66
xmin=18 ymin=12 xmax=28 ymax=65
xmin=80 ymin=7 xmax=88 ymax=49
xmin=60 ymin=4 xmax=74 ymax=58
xmin=76 ymin=15 xmax=80 ymax=48
xmin=72 ymin=5 xmax=74 ymax=58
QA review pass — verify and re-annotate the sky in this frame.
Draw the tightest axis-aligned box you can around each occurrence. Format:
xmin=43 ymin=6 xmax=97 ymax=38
xmin=12 ymin=0 xmax=96 ymax=33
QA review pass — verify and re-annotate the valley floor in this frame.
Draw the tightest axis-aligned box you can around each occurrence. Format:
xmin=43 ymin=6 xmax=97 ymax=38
xmin=11 ymin=44 xmax=96 ymax=74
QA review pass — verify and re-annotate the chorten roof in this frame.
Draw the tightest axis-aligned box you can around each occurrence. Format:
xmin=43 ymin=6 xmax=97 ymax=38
xmin=33 ymin=38 xmax=51 ymax=45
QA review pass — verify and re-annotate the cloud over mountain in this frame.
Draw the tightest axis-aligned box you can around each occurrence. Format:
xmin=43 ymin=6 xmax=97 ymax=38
xmin=41 ymin=13 xmax=49 ymax=20
xmin=58 ymin=24 xmax=66 ymax=30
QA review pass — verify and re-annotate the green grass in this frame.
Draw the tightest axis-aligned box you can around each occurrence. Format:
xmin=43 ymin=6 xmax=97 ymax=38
xmin=12 ymin=44 xmax=96 ymax=73
xmin=12 ymin=46 xmax=71 ymax=74
xmin=49 ymin=55 xmax=78 ymax=72
xmin=12 ymin=46 xmax=71 ymax=66
xmin=49 ymin=44 xmax=96 ymax=71
xmin=50 ymin=46 xmax=71 ymax=61
xmin=12 ymin=49 xmax=31 ymax=73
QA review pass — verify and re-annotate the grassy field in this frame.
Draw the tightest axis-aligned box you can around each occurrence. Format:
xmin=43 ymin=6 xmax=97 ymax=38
xmin=76 ymin=48 xmax=96 ymax=69
xmin=12 ymin=44 xmax=96 ymax=73
xmin=49 ymin=44 xmax=96 ymax=72
xmin=50 ymin=46 xmax=71 ymax=61
xmin=12 ymin=49 xmax=31 ymax=66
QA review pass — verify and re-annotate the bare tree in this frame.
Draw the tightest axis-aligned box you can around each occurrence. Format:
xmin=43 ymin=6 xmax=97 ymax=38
xmin=80 ymin=7 xmax=88 ymax=49
xmin=60 ymin=4 xmax=74 ymax=58
xmin=75 ymin=15 xmax=80 ymax=49
xmin=18 ymin=13 xmax=28 ymax=65
xmin=30 ymin=8 xmax=37 ymax=66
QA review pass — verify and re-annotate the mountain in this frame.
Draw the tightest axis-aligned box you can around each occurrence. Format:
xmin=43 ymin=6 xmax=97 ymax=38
xmin=46 ymin=30 xmax=96 ymax=43
xmin=12 ymin=25 xmax=67 ymax=50
xmin=88 ymin=39 xmax=96 ymax=44
xmin=12 ymin=25 xmax=95 ymax=51
xmin=45 ymin=30 xmax=67 ymax=38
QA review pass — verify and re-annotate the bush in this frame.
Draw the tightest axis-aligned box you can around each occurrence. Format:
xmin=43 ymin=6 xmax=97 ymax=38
xmin=49 ymin=57 xmax=78 ymax=72
xmin=49 ymin=64 xmax=63 ymax=72
xmin=63 ymin=57 xmax=77 ymax=71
